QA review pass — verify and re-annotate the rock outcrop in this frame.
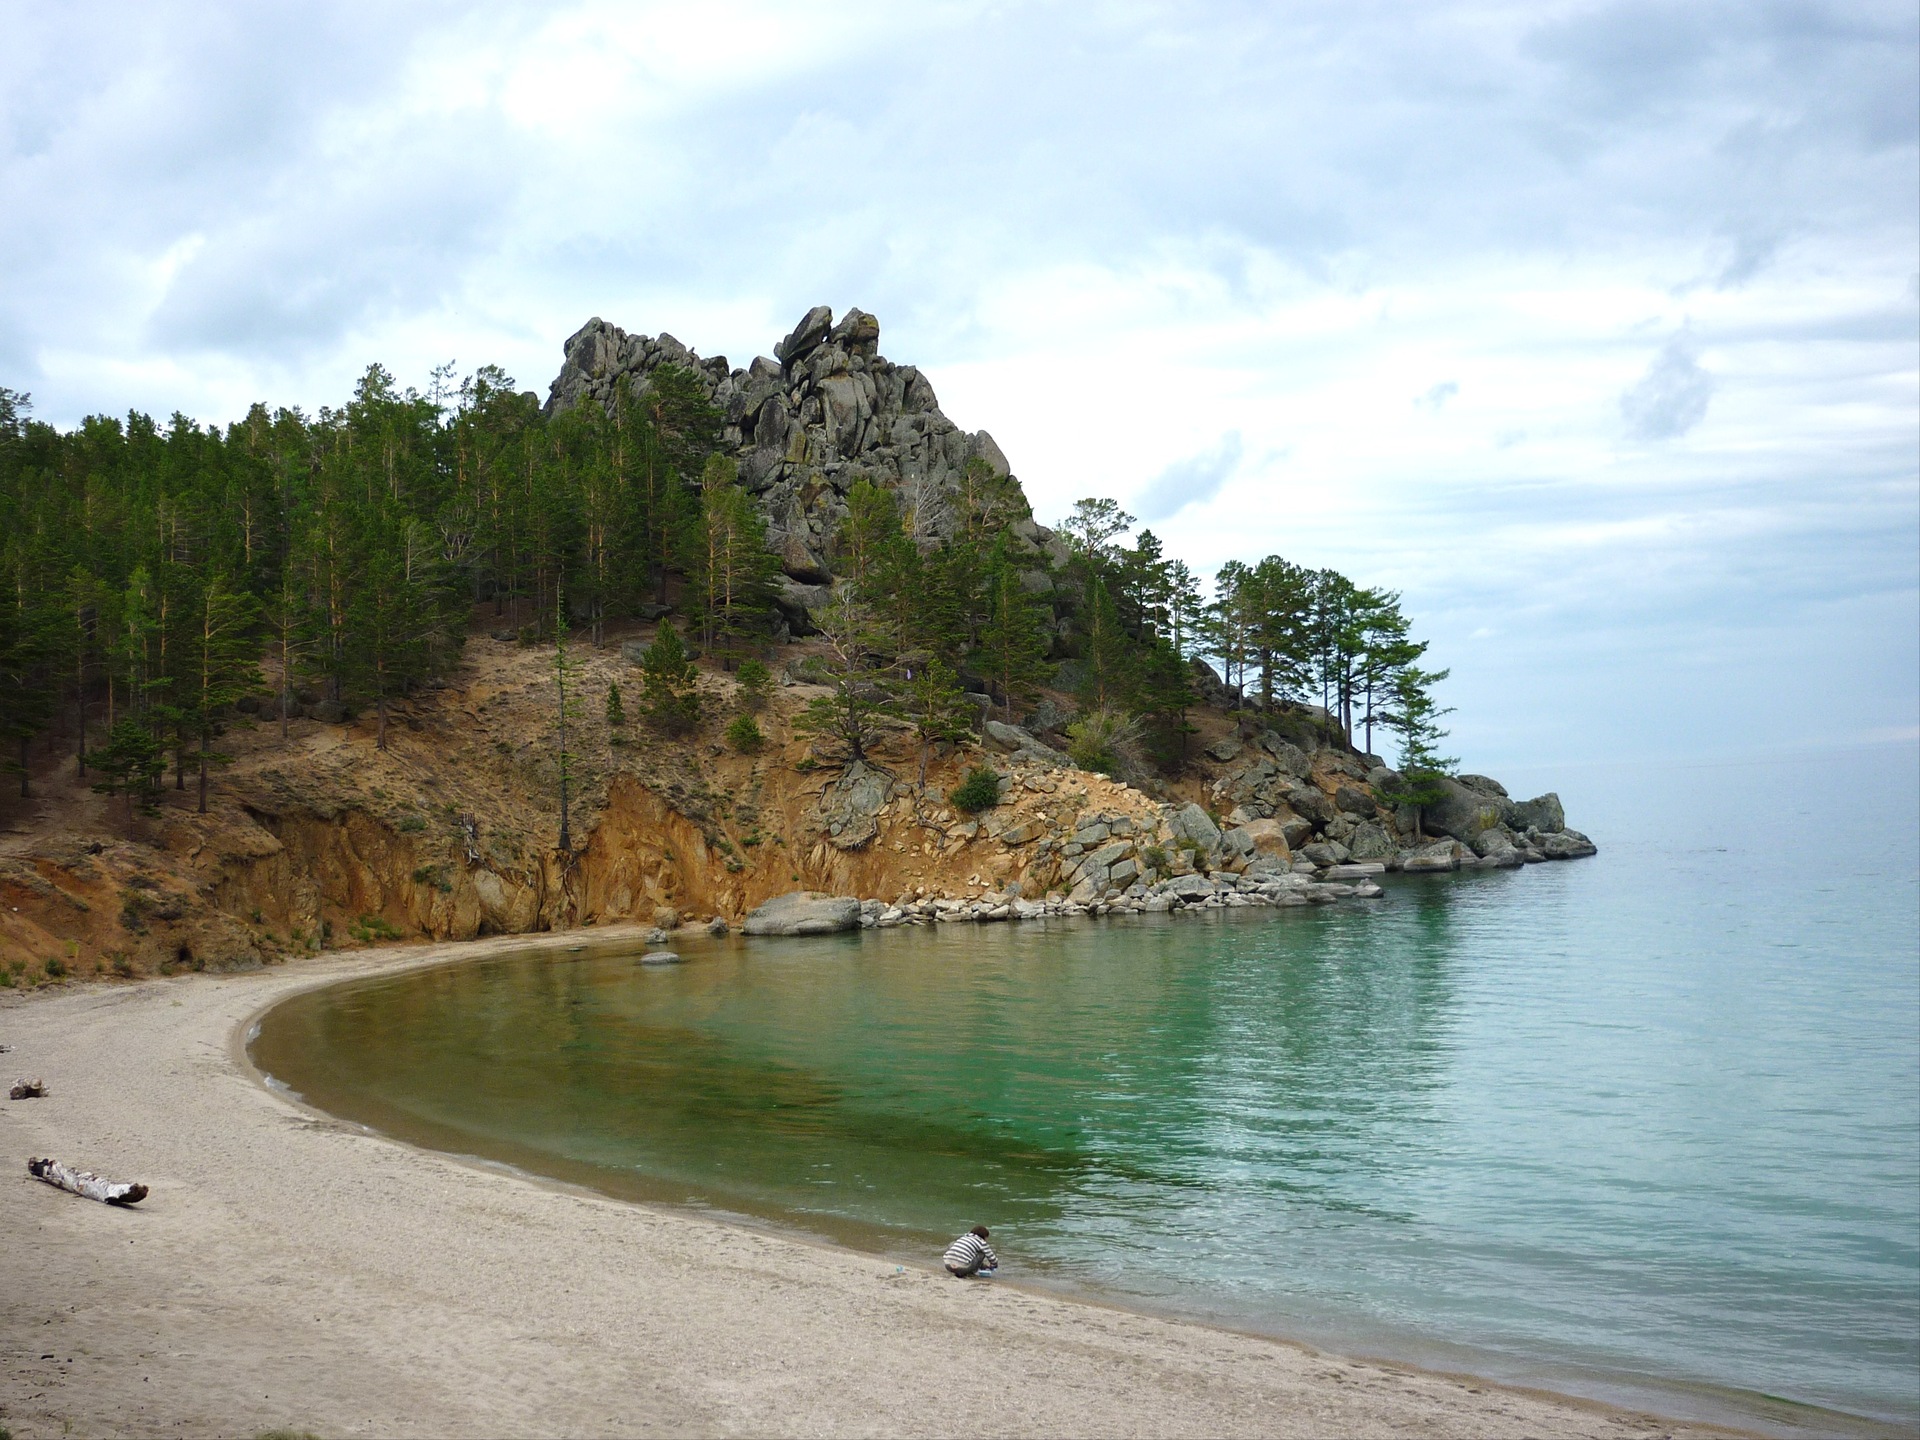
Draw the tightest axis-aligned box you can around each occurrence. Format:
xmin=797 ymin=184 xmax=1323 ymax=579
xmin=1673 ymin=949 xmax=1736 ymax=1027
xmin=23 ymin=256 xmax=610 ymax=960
xmin=546 ymin=308 xmax=1066 ymax=597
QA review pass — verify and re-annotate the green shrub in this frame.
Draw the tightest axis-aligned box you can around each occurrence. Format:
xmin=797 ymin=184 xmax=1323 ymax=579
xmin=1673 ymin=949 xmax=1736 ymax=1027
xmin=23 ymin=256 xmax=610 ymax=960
xmin=725 ymin=713 xmax=764 ymax=753
xmin=396 ymin=814 xmax=426 ymax=833
xmin=1066 ymin=707 xmax=1141 ymax=777
xmin=349 ymin=914 xmax=403 ymax=944
xmin=1141 ymin=844 xmax=1169 ymax=872
xmin=735 ymin=659 xmax=771 ymax=711
xmin=949 ymin=766 xmax=1002 ymax=813
xmin=44 ymin=954 xmax=67 ymax=979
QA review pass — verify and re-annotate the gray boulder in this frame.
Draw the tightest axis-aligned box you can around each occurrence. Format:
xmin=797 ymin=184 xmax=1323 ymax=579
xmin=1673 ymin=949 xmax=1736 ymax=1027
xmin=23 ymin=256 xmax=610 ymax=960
xmin=1205 ymin=735 xmax=1243 ymax=763
xmin=1540 ymin=829 xmax=1598 ymax=859
xmin=1509 ymin=793 xmax=1567 ymax=835
xmin=1470 ymin=826 xmax=1518 ymax=858
xmin=1168 ymin=803 xmax=1222 ymax=851
xmin=1274 ymin=811 xmax=1317 ymax=849
xmin=985 ymin=720 xmax=1037 ymax=753
xmin=776 ymin=305 xmax=834 ymax=364
xmin=741 ymin=892 xmax=863 ymax=936
xmin=1165 ymin=874 xmax=1218 ymax=901
xmin=1422 ymin=775 xmax=1512 ymax=844
xmin=772 ymin=577 xmax=833 ymax=634
xmin=1334 ymin=784 xmax=1376 ymax=815
xmin=1347 ymin=821 xmax=1395 ymax=860
xmin=1260 ymin=736 xmax=1311 ymax=776
xmin=1401 ymin=841 xmax=1464 ymax=873
xmin=821 ymin=761 xmax=891 ymax=850
xmin=639 ymin=950 xmax=684 ymax=966
xmin=1285 ymin=788 xmax=1330 ymax=826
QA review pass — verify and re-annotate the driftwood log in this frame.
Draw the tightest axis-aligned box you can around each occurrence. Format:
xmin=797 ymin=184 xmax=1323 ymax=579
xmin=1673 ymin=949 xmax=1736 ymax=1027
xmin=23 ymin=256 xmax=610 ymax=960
xmin=28 ymin=1157 xmax=148 ymax=1206
xmin=9 ymin=1077 xmax=47 ymax=1098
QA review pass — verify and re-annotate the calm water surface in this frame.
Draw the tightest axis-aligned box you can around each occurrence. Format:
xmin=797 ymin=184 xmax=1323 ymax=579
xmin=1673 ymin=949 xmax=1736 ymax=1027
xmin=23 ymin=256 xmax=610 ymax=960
xmin=252 ymin=745 xmax=1920 ymax=1433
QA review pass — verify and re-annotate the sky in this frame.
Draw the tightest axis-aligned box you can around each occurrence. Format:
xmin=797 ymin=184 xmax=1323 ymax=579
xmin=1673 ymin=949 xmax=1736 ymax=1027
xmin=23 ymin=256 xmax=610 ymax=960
xmin=3 ymin=0 xmax=1915 ymax=773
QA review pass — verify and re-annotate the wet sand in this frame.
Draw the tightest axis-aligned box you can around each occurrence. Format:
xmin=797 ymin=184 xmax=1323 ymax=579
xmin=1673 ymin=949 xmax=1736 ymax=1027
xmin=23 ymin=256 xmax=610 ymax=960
xmin=0 ymin=933 xmax=1729 ymax=1438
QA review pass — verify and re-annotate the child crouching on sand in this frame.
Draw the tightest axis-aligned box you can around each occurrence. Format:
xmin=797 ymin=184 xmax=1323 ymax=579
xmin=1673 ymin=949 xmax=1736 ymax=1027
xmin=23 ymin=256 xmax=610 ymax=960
xmin=944 ymin=1225 xmax=998 ymax=1278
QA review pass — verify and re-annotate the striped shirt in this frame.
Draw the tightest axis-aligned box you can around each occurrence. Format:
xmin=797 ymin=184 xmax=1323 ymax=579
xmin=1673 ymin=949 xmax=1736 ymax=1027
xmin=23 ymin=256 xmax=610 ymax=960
xmin=943 ymin=1233 xmax=998 ymax=1272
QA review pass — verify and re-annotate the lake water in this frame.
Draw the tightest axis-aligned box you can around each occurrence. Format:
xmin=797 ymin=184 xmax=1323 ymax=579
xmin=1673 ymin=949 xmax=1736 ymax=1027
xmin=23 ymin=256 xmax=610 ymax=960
xmin=251 ymin=742 xmax=1920 ymax=1434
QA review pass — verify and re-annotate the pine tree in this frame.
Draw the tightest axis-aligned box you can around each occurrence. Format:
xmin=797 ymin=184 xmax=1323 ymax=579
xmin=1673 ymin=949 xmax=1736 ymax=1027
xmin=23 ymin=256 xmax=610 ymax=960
xmin=1377 ymin=664 xmax=1456 ymax=839
xmin=793 ymin=586 xmax=897 ymax=765
xmin=974 ymin=534 xmax=1051 ymax=721
xmin=901 ymin=652 xmax=974 ymax=786
xmin=638 ymin=620 xmax=701 ymax=736
xmin=552 ymin=588 xmax=586 ymax=851
xmin=89 ymin=719 xmax=164 ymax=817
xmin=185 ymin=572 xmax=262 ymax=812
xmin=691 ymin=455 xmax=780 ymax=666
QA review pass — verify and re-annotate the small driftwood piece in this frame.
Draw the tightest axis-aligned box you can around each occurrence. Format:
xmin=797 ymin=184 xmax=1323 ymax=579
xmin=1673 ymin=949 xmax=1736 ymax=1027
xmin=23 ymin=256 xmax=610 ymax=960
xmin=9 ymin=1077 xmax=47 ymax=1098
xmin=28 ymin=1157 xmax=148 ymax=1206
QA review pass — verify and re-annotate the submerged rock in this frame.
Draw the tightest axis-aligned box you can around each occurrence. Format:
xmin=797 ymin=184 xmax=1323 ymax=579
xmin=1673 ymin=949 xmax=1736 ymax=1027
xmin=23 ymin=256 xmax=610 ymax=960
xmin=639 ymin=950 xmax=683 ymax=966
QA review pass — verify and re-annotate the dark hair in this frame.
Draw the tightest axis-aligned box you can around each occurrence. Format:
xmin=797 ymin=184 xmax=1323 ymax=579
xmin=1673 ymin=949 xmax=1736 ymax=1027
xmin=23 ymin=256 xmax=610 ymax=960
xmin=970 ymin=1225 xmax=990 ymax=1239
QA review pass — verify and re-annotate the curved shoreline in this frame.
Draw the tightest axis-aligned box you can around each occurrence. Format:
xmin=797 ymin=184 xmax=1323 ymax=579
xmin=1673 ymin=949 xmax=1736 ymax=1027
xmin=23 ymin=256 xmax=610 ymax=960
xmin=5 ymin=932 xmax=1748 ymax=1439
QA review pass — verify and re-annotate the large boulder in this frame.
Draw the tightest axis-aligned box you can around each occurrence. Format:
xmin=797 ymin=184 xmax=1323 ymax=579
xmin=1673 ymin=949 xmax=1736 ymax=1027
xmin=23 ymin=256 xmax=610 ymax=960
xmin=1540 ymin=829 xmax=1598 ymax=859
xmin=1334 ymin=783 xmax=1376 ymax=815
xmin=1346 ymin=820 xmax=1395 ymax=860
xmin=1401 ymin=840 xmax=1465 ymax=873
xmin=1421 ymin=775 xmax=1511 ymax=844
xmin=1235 ymin=818 xmax=1294 ymax=863
xmin=821 ymin=761 xmax=891 ymax=851
xmin=772 ymin=577 xmax=832 ymax=635
xmin=1510 ymin=793 xmax=1567 ymax=835
xmin=741 ymin=892 xmax=863 ymax=936
xmin=1168 ymin=802 xmax=1222 ymax=851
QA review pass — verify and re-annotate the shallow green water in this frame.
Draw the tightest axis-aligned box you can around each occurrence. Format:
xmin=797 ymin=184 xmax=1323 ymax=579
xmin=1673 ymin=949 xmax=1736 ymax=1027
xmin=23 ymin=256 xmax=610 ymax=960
xmin=252 ymin=745 xmax=1920 ymax=1433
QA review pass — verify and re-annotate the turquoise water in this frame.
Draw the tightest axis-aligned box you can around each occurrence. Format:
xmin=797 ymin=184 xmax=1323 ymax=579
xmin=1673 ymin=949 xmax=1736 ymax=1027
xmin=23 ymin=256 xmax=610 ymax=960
xmin=252 ymin=743 xmax=1920 ymax=1433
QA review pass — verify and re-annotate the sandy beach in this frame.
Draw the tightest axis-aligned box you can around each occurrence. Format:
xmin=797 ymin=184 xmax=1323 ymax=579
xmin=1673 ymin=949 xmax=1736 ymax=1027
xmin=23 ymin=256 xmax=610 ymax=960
xmin=1 ymin=934 xmax=1725 ymax=1440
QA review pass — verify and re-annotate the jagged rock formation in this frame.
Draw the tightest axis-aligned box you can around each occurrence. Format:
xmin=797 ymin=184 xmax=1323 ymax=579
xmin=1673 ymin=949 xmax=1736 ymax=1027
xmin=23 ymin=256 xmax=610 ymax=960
xmin=546 ymin=307 xmax=1065 ymax=595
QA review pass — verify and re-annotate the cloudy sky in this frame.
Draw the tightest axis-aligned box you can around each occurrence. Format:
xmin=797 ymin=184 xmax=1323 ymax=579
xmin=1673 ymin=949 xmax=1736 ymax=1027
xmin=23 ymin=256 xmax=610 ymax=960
xmin=4 ymin=0 xmax=1915 ymax=771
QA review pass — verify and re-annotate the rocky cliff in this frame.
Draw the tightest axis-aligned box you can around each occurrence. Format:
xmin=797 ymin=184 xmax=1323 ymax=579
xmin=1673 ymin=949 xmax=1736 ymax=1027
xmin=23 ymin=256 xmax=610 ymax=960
xmin=546 ymin=307 xmax=1065 ymax=606
xmin=0 ymin=312 xmax=1595 ymax=987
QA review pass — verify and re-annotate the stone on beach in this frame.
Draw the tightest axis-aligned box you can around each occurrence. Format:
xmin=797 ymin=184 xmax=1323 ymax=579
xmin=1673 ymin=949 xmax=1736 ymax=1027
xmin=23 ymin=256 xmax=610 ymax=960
xmin=741 ymin=891 xmax=863 ymax=936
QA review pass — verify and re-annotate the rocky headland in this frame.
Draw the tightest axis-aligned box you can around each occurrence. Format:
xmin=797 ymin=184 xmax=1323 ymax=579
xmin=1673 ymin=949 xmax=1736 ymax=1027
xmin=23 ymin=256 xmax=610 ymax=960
xmin=0 ymin=308 xmax=1593 ymax=984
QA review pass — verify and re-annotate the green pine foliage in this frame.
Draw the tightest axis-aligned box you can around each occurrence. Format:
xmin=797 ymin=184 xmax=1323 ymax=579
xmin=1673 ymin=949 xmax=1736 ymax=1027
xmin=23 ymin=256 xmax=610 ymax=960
xmin=724 ymin=713 xmax=764 ymax=753
xmin=1376 ymin=664 xmax=1457 ymax=838
xmin=0 ymin=354 xmax=740 ymax=803
xmin=948 ymin=765 xmax=1002 ymax=813
xmin=639 ymin=621 xmax=701 ymax=736
xmin=734 ymin=659 xmax=771 ymax=711
xmin=0 ymin=349 xmax=1452 ymax=805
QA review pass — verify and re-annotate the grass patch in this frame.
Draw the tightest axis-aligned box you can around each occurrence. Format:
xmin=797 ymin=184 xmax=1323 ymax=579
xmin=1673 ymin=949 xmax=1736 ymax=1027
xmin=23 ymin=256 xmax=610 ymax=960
xmin=349 ymin=914 xmax=403 ymax=944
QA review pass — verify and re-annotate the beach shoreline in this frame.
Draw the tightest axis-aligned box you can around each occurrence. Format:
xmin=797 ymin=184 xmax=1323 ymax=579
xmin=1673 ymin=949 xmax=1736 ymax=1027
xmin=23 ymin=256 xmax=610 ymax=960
xmin=4 ymin=934 xmax=1741 ymax=1439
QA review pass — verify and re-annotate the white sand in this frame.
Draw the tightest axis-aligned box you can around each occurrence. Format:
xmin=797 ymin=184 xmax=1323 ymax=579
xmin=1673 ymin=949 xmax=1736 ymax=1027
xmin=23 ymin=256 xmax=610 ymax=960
xmin=1 ymin=934 xmax=1726 ymax=1439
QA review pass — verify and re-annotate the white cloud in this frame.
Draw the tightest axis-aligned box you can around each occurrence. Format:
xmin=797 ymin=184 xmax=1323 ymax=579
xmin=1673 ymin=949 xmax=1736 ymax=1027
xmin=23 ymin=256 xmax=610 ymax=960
xmin=1620 ymin=329 xmax=1714 ymax=440
xmin=0 ymin=0 xmax=1913 ymax=765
